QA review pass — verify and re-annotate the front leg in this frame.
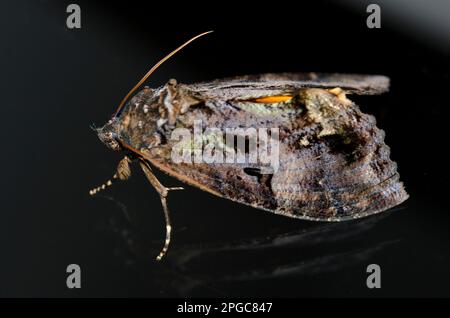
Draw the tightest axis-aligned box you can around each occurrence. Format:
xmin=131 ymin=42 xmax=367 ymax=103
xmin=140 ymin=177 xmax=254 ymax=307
xmin=89 ymin=156 xmax=132 ymax=195
xmin=139 ymin=159 xmax=183 ymax=260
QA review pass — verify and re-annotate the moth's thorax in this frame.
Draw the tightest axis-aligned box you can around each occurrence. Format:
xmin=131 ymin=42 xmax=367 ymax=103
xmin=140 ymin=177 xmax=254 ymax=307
xmin=114 ymin=80 xmax=202 ymax=153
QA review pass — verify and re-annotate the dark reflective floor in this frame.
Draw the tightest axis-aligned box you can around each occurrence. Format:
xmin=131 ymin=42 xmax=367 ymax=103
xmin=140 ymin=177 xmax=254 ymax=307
xmin=106 ymin=206 xmax=400 ymax=297
xmin=2 ymin=0 xmax=450 ymax=297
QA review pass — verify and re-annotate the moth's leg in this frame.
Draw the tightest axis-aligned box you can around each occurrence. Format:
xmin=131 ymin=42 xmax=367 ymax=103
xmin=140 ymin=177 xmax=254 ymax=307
xmin=139 ymin=159 xmax=183 ymax=261
xmin=89 ymin=156 xmax=132 ymax=195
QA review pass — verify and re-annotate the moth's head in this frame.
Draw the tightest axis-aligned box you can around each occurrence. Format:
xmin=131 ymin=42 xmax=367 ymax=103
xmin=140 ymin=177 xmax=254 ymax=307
xmin=96 ymin=118 xmax=122 ymax=152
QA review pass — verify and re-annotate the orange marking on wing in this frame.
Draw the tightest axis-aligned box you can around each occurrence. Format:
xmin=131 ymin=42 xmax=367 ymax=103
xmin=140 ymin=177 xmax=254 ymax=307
xmin=252 ymin=95 xmax=293 ymax=103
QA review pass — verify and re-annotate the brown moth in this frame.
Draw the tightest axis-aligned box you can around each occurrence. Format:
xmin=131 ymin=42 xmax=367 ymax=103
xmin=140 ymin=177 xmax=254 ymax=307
xmin=90 ymin=32 xmax=408 ymax=260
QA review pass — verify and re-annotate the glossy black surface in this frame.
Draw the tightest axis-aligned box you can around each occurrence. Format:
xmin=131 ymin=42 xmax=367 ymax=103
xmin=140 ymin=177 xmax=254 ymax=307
xmin=1 ymin=0 xmax=449 ymax=297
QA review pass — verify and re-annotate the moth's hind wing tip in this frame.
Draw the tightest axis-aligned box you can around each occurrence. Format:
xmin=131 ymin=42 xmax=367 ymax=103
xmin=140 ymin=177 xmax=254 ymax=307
xmin=359 ymin=74 xmax=390 ymax=95
xmin=324 ymin=74 xmax=390 ymax=95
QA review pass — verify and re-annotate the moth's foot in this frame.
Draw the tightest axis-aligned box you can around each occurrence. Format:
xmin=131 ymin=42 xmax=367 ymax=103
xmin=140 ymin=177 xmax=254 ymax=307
xmin=89 ymin=156 xmax=131 ymax=196
xmin=166 ymin=186 xmax=184 ymax=192
xmin=155 ymin=225 xmax=172 ymax=261
xmin=89 ymin=175 xmax=116 ymax=195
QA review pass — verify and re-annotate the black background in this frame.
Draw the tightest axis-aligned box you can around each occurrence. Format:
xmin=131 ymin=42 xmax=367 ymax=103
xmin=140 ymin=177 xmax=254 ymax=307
xmin=1 ymin=0 xmax=449 ymax=297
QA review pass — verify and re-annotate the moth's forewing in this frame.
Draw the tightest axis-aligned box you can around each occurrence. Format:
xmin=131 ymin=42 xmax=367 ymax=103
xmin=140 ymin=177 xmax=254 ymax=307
xmin=118 ymin=73 xmax=407 ymax=221
xmin=189 ymin=73 xmax=390 ymax=99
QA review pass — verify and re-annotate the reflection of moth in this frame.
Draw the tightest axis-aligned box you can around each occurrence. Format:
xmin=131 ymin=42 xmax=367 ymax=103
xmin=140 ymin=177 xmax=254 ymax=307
xmin=90 ymin=32 xmax=408 ymax=260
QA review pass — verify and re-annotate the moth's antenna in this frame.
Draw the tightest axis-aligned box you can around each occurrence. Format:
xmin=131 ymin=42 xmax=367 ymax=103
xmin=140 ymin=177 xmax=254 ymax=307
xmin=114 ymin=30 xmax=214 ymax=117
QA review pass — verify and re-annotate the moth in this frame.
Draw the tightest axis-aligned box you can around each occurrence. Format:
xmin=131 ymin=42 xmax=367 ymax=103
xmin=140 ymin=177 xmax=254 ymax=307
xmin=90 ymin=31 xmax=408 ymax=260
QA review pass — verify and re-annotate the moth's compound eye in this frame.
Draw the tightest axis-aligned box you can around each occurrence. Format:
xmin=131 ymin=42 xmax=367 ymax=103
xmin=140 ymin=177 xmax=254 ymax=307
xmin=107 ymin=139 xmax=120 ymax=151
xmin=99 ymin=131 xmax=121 ymax=151
xmin=107 ymin=133 xmax=121 ymax=151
